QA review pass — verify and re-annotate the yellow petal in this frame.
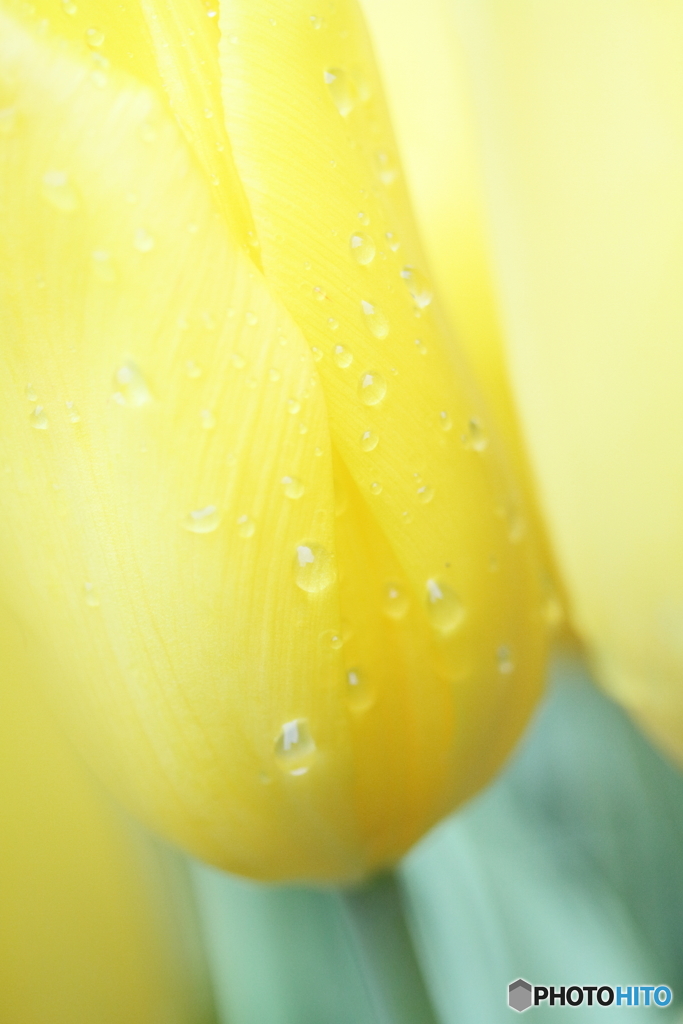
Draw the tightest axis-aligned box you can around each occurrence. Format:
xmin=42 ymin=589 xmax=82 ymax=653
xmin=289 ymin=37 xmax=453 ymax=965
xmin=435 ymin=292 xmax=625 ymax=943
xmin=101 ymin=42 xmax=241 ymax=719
xmin=220 ymin=0 xmax=548 ymax=848
xmin=0 ymin=9 xmax=361 ymax=881
xmin=450 ymin=0 xmax=683 ymax=761
xmin=0 ymin=611 xmax=211 ymax=1024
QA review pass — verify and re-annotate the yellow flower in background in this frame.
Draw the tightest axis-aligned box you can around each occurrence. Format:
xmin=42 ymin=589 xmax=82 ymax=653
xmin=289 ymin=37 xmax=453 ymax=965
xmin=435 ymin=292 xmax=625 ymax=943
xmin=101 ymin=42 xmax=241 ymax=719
xmin=0 ymin=0 xmax=548 ymax=884
xmin=441 ymin=0 xmax=683 ymax=768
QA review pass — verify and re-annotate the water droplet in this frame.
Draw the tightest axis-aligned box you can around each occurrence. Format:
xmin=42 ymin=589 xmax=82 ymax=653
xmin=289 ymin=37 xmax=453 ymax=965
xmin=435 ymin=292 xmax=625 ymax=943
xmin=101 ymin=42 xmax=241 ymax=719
xmin=439 ymin=410 xmax=452 ymax=432
xmin=541 ymin=583 xmax=564 ymax=629
xmin=85 ymin=27 xmax=105 ymax=47
xmin=312 ymin=285 xmax=326 ymax=301
xmin=25 ymin=383 xmax=37 ymax=403
xmin=268 ymin=368 xmax=282 ymax=383
xmin=245 ymin=311 xmax=258 ymax=326
xmin=401 ymin=266 xmax=432 ymax=309
xmin=425 ymin=578 xmax=464 ymax=635
xmin=497 ymin=645 xmax=515 ymax=674
xmin=203 ymin=106 xmax=213 ymax=119
xmin=310 ymin=14 xmax=324 ymax=29
xmin=374 ymin=150 xmax=398 ymax=186
xmin=65 ymin=400 xmax=80 ymax=423
xmin=369 ymin=481 xmax=382 ymax=495
xmin=30 ymin=405 xmax=48 ymax=430
xmin=200 ymin=409 xmax=215 ymax=430
xmin=61 ymin=0 xmax=77 ymax=14
xmin=274 ymin=718 xmax=316 ymax=774
xmin=315 ymin=446 xmax=323 ymax=457
xmin=201 ymin=311 xmax=216 ymax=331
xmin=41 ymin=170 xmax=79 ymax=213
xmin=350 ymin=232 xmax=375 ymax=265
xmin=133 ymin=228 xmax=155 ymax=253
xmin=320 ymin=629 xmax=344 ymax=650
xmin=360 ymin=430 xmax=378 ymax=452
xmin=0 ymin=106 xmax=17 ymax=135
xmin=347 ymin=668 xmax=374 ymax=712
xmin=84 ymin=581 xmax=100 ymax=607
xmin=324 ymin=67 xmax=354 ymax=116
xmin=282 ymin=476 xmax=305 ymax=500
xmin=383 ymin=583 xmax=409 ymax=620
xmin=91 ymin=249 xmax=116 ymax=283
xmin=414 ymin=338 xmax=428 ymax=356
xmin=328 ymin=317 xmax=339 ymax=331
xmin=186 ymin=360 xmax=202 ymax=379
xmin=463 ymin=417 xmax=488 ymax=452
xmin=237 ymin=514 xmax=255 ymax=538
xmin=112 ymin=362 xmax=151 ymax=407
xmin=358 ymin=371 xmax=386 ymax=406
xmin=310 ymin=346 xmax=323 ymax=362
xmin=294 ymin=543 xmax=336 ymax=593
xmin=416 ymin=484 xmax=434 ymax=504
xmin=298 ymin=422 xmax=308 ymax=435
xmin=183 ymin=505 xmax=220 ymax=533
xmin=333 ymin=345 xmax=353 ymax=368
xmin=357 ymin=211 xmax=371 ymax=226
xmin=385 ymin=231 xmax=400 ymax=252
xmin=287 ymin=398 xmax=301 ymax=415
xmin=230 ymin=352 xmax=246 ymax=369
xmin=361 ymin=300 xmax=389 ymax=339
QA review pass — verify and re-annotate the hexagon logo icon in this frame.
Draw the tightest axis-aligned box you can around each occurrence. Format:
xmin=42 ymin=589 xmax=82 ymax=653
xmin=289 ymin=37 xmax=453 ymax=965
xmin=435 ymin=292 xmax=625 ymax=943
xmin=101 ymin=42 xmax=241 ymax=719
xmin=508 ymin=978 xmax=533 ymax=1012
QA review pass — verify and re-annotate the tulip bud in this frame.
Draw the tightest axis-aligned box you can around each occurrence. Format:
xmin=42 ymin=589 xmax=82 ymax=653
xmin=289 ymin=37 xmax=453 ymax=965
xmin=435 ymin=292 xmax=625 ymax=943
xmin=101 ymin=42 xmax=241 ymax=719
xmin=0 ymin=0 xmax=546 ymax=881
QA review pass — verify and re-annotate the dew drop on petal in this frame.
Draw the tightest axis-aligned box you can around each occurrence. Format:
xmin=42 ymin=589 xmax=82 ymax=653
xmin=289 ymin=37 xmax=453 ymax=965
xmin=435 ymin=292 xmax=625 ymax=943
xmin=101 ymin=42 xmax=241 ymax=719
xmin=385 ymin=231 xmax=400 ymax=252
xmin=281 ymin=476 xmax=305 ymax=500
xmin=361 ymin=300 xmax=389 ymax=339
xmin=400 ymin=266 xmax=432 ymax=309
xmin=416 ymin=483 xmax=434 ymax=504
xmin=287 ymin=398 xmax=301 ymax=415
xmin=370 ymin=481 xmax=382 ymax=495
xmin=183 ymin=505 xmax=220 ymax=534
xmin=333 ymin=345 xmax=353 ymax=368
xmin=85 ymin=27 xmax=105 ymax=47
xmin=497 ymin=645 xmax=515 ymax=674
xmin=294 ymin=543 xmax=336 ymax=593
xmin=374 ymin=150 xmax=398 ymax=186
xmin=84 ymin=581 xmax=100 ymax=607
xmin=25 ymin=383 xmax=37 ymax=403
xmin=463 ymin=417 xmax=488 ymax=452
xmin=65 ymin=400 xmax=80 ymax=423
xmin=237 ymin=514 xmax=256 ymax=538
xmin=324 ymin=67 xmax=355 ymax=116
xmin=350 ymin=232 xmax=375 ymax=265
xmin=383 ymin=583 xmax=409 ymax=620
xmin=133 ymin=227 xmax=155 ymax=253
xmin=358 ymin=371 xmax=386 ymax=406
xmin=186 ymin=360 xmax=202 ymax=379
xmin=425 ymin=578 xmax=465 ymax=635
xmin=274 ymin=718 xmax=316 ymax=774
xmin=30 ymin=405 xmax=48 ymax=430
xmin=42 ymin=170 xmax=79 ymax=213
xmin=360 ymin=430 xmax=378 ymax=452
xmin=439 ymin=410 xmax=452 ymax=432
xmin=347 ymin=668 xmax=374 ymax=713
xmin=320 ymin=629 xmax=344 ymax=651
xmin=112 ymin=362 xmax=151 ymax=407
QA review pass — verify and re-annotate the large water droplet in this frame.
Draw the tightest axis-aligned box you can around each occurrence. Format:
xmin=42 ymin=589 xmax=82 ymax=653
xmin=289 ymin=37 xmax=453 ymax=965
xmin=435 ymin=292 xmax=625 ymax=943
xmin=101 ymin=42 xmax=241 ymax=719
xmin=383 ymin=582 xmax=409 ymax=620
xmin=333 ymin=345 xmax=353 ymax=368
xmin=183 ymin=505 xmax=220 ymax=533
xmin=361 ymin=300 xmax=389 ymax=339
xmin=400 ymin=266 xmax=433 ymax=309
xmin=236 ymin=514 xmax=256 ymax=538
xmin=360 ymin=430 xmax=378 ymax=452
xmin=358 ymin=371 xmax=386 ymax=406
xmin=30 ymin=405 xmax=48 ymax=430
xmin=274 ymin=718 xmax=316 ymax=775
xmin=497 ymin=645 xmax=515 ymax=674
xmin=425 ymin=578 xmax=464 ymax=635
xmin=112 ymin=362 xmax=151 ymax=407
xmin=347 ymin=668 xmax=374 ymax=713
xmin=281 ymin=476 xmax=305 ymax=500
xmin=369 ymin=481 xmax=382 ymax=495
xmin=294 ymin=543 xmax=336 ymax=593
xmin=350 ymin=232 xmax=375 ymax=265
xmin=42 ymin=170 xmax=79 ymax=213
xmin=324 ymin=68 xmax=355 ymax=116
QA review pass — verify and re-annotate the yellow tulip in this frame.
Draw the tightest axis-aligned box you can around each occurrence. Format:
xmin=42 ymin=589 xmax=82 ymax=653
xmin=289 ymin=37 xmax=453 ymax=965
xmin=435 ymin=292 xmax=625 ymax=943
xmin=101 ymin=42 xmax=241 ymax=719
xmin=0 ymin=0 xmax=547 ymax=883
xmin=0 ymin=610 xmax=211 ymax=1024
xmin=445 ymin=0 xmax=683 ymax=767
